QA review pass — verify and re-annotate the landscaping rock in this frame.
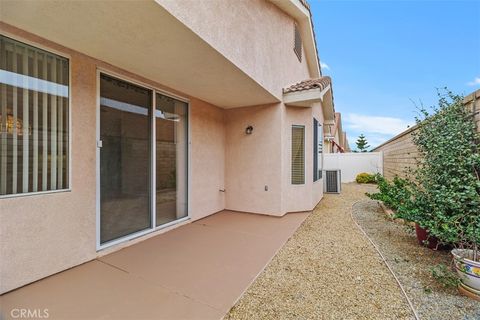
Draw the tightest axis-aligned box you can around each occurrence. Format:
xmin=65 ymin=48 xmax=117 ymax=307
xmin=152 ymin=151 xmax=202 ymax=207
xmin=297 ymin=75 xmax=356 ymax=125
xmin=226 ymin=183 xmax=414 ymax=320
xmin=352 ymin=199 xmax=480 ymax=320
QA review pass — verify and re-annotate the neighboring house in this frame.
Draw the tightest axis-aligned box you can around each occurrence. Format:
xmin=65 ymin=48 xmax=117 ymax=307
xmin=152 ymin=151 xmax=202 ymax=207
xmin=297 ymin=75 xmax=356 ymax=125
xmin=373 ymin=89 xmax=480 ymax=180
xmin=0 ymin=0 xmax=336 ymax=294
xmin=342 ymin=132 xmax=352 ymax=152
xmin=324 ymin=112 xmax=349 ymax=153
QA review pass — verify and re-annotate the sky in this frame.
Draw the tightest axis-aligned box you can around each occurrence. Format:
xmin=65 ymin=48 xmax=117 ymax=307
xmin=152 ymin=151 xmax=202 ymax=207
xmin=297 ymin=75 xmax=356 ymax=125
xmin=310 ymin=0 xmax=480 ymax=150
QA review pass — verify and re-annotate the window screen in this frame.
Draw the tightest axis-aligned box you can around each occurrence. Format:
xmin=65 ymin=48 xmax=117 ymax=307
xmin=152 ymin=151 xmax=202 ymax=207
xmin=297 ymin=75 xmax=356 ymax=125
xmin=291 ymin=125 xmax=305 ymax=184
xmin=0 ymin=36 xmax=69 ymax=196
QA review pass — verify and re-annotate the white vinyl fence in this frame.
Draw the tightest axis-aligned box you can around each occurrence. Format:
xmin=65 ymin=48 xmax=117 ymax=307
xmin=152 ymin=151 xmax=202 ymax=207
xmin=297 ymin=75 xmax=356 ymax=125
xmin=324 ymin=152 xmax=383 ymax=183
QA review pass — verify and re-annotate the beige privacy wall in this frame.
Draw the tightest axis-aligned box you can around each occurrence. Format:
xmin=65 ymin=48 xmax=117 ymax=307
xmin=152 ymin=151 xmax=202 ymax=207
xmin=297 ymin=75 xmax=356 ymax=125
xmin=374 ymin=89 xmax=480 ymax=180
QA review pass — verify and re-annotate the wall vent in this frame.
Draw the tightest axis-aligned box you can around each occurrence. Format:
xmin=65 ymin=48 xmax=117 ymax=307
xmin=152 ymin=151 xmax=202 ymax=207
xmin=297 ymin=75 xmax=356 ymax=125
xmin=294 ymin=23 xmax=302 ymax=62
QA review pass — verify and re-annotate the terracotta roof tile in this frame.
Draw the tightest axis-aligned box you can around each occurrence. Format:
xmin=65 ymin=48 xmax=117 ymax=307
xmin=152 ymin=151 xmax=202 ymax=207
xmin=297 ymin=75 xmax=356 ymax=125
xmin=283 ymin=76 xmax=331 ymax=94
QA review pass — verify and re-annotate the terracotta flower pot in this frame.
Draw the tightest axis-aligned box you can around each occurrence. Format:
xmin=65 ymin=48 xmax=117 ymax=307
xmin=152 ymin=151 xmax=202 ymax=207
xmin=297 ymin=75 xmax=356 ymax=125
xmin=414 ymin=223 xmax=446 ymax=250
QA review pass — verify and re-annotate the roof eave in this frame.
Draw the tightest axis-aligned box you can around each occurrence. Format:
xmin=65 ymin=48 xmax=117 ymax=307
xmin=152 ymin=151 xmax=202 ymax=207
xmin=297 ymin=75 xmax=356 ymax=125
xmin=283 ymin=85 xmax=329 ymax=107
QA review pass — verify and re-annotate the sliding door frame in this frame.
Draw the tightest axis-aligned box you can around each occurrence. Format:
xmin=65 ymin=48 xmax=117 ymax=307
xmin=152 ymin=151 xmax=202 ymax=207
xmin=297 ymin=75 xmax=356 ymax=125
xmin=95 ymin=68 xmax=191 ymax=251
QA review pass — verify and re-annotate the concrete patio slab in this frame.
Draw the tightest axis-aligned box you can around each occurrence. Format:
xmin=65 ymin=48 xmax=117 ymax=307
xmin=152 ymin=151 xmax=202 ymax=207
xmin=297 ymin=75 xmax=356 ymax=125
xmin=0 ymin=210 xmax=309 ymax=320
xmin=196 ymin=210 xmax=307 ymax=240
xmin=0 ymin=260 xmax=223 ymax=320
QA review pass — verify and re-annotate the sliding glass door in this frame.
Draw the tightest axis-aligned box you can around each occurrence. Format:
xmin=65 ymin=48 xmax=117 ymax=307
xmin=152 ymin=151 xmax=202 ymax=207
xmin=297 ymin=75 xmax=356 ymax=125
xmin=99 ymin=73 xmax=189 ymax=246
xmin=99 ymin=74 xmax=152 ymax=244
xmin=155 ymin=93 xmax=188 ymax=226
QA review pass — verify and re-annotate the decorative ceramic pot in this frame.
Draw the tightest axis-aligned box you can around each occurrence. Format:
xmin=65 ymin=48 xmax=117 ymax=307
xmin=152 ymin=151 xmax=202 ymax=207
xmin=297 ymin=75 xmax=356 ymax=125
xmin=452 ymin=249 xmax=480 ymax=296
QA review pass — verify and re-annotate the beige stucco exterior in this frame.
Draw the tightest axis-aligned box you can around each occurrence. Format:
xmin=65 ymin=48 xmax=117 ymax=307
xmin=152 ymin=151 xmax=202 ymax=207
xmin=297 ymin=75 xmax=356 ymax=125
xmin=225 ymin=104 xmax=283 ymax=215
xmin=156 ymin=0 xmax=314 ymax=98
xmin=282 ymin=102 xmax=325 ymax=213
xmin=0 ymin=0 xmax=331 ymax=294
xmin=0 ymin=24 xmax=230 ymax=293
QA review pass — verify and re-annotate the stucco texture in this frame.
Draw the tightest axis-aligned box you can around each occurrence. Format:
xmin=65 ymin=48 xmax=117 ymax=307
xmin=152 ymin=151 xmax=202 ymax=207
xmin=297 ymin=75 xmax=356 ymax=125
xmin=0 ymin=52 xmax=98 ymax=294
xmin=157 ymin=0 xmax=311 ymax=98
xmin=0 ymin=24 xmax=228 ymax=294
xmin=225 ymin=104 xmax=283 ymax=215
xmin=0 ymin=0 xmax=325 ymax=293
xmin=282 ymin=102 xmax=324 ymax=214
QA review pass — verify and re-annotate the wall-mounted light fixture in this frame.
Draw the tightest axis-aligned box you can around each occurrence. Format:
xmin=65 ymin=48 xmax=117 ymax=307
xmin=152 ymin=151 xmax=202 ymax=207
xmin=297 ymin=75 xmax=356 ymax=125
xmin=245 ymin=125 xmax=253 ymax=135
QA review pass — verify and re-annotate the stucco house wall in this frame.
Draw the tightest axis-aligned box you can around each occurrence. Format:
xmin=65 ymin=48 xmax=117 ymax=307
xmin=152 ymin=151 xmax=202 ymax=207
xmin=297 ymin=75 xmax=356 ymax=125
xmin=156 ymin=0 xmax=312 ymax=99
xmin=225 ymin=104 xmax=284 ymax=215
xmin=0 ymin=0 xmax=326 ymax=293
xmin=0 ymin=24 xmax=230 ymax=293
xmin=282 ymin=101 xmax=324 ymax=213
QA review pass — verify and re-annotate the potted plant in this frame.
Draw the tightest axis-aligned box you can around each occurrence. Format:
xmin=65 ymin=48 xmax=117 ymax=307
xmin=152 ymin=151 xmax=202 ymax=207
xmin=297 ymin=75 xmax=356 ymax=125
xmin=366 ymin=174 xmax=446 ymax=248
xmin=407 ymin=90 xmax=480 ymax=298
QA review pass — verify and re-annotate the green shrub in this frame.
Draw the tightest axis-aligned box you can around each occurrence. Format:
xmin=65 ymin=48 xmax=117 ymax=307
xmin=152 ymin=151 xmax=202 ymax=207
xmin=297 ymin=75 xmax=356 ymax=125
xmin=430 ymin=263 xmax=460 ymax=288
xmin=356 ymin=172 xmax=376 ymax=184
xmin=366 ymin=91 xmax=479 ymax=259
xmin=366 ymin=174 xmax=413 ymax=212
xmin=409 ymin=90 xmax=480 ymax=253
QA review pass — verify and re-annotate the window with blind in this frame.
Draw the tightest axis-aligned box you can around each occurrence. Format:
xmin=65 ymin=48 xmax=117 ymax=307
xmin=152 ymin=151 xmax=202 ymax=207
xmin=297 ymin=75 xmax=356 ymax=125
xmin=291 ymin=125 xmax=305 ymax=185
xmin=313 ymin=118 xmax=323 ymax=181
xmin=0 ymin=35 xmax=69 ymax=196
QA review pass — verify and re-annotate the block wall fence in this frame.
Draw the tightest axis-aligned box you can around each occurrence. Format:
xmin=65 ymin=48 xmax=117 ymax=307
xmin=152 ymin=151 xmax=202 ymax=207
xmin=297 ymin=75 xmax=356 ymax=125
xmin=373 ymin=90 xmax=480 ymax=180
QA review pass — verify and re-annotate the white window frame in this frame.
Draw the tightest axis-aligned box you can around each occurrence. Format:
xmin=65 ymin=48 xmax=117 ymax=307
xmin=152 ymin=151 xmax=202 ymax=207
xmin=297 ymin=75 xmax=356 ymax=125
xmin=95 ymin=68 xmax=191 ymax=251
xmin=0 ymin=34 xmax=72 ymax=199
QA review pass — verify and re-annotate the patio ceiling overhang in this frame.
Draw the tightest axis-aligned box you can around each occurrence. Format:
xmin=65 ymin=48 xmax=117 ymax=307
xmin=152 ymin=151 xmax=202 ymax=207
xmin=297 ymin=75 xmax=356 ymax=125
xmin=0 ymin=0 xmax=279 ymax=109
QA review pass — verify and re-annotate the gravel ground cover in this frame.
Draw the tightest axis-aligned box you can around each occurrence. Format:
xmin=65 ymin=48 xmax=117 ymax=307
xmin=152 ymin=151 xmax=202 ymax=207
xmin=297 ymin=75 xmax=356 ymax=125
xmin=352 ymin=200 xmax=480 ymax=320
xmin=226 ymin=183 xmax=414 ymax=320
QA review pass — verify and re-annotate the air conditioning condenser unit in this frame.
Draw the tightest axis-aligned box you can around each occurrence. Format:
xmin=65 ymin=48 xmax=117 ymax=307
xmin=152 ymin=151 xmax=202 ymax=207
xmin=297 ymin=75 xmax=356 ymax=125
xmin=324 ymin=169 xmax=341 ymax=193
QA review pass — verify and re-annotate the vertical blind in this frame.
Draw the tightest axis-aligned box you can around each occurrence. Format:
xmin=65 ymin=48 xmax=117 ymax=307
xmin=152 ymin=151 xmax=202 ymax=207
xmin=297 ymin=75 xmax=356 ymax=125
xmin=0 ymin=35 xmax=69 ymax=196
xmin=291 ymin=125 xmax=305 ymax=184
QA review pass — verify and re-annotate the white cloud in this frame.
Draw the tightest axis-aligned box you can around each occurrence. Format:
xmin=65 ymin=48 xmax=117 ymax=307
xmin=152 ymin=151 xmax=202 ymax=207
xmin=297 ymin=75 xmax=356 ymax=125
xmin=467 ymin=77 xmax=480 ymax=86
xmin=344 ymin=113 xmax=413 ymax=136
xmin=320 ymin=62 xmax=330 ymax=70
xmin=366 ymin=135 xmax=390 ymax=148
